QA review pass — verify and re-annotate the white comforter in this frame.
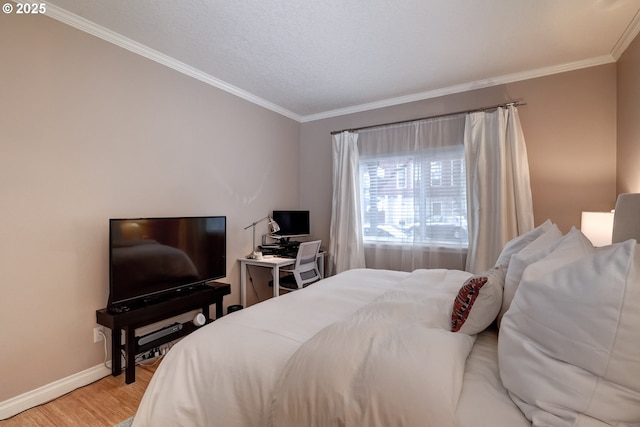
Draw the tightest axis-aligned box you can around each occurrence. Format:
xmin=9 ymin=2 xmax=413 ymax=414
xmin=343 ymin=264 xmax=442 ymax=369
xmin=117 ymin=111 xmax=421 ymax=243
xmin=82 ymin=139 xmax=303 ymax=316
xmin=132 ymin=268 xmax=530 ymax=427
xmin=269 ymin=270 xmax=475 ymax=426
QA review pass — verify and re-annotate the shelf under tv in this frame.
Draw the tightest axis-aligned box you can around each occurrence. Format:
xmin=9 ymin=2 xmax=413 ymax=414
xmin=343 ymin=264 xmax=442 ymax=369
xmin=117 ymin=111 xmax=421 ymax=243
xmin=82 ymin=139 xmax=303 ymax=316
xmin=96 ymin=282 xmax=230 ymax=384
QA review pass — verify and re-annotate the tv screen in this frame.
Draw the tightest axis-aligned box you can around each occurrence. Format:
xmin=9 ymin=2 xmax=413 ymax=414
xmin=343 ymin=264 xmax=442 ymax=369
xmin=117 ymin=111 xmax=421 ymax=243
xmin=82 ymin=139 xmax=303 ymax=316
xmin=272 ymin=210 xmax=310 ymax=239
xmin=108 ymin=216 xmax=226 ymax=309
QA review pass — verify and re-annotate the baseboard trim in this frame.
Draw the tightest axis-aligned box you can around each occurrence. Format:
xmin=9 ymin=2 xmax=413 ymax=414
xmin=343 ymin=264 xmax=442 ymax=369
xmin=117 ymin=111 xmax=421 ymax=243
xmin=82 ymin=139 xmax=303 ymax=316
xmin=0 ymin=363 xmax=112 ymax=420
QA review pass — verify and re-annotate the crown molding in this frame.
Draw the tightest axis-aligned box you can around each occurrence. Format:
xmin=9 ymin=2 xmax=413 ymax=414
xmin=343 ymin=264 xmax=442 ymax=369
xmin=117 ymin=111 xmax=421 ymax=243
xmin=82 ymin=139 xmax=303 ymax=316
xmin=42 ymin=3 xmax=624 ymax=124
xmin=300 ymin=55 xmax=616 ymax=122
xmin=611 ymin=8 xmax=640 ymax=60
xmin=44 ymin=4 xmax=303 ymax=122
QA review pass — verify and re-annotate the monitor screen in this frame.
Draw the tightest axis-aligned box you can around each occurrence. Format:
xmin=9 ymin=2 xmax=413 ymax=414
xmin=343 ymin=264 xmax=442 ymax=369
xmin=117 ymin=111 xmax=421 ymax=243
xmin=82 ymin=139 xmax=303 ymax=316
xmin=272 ymin=210 xmax=310 ymax=239
xmin=108 ymin=216 xmax=226 ymax=308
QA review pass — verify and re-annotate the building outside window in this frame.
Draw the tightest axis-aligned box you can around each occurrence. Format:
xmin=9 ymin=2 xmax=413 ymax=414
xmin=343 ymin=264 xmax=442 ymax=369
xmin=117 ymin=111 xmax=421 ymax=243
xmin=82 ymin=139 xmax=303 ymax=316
xmin=360 ymin=146 xmax=467 ymax=246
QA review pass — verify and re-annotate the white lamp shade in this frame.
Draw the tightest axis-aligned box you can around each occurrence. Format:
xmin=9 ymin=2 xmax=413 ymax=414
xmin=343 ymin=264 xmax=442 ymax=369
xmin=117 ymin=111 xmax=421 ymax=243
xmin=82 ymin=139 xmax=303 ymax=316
xmin=581 ymin=211 xmax=614 ymax=247
xmin=269 ymin=218 xmax=280 ymax=233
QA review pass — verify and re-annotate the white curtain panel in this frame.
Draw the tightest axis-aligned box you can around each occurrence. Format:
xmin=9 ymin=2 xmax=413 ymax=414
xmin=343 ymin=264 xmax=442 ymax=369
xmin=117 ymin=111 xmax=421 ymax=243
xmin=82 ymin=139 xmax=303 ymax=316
xmin=356 ymin=116 xmax=467 ymax=272
xmin=328 ymin=131 xmax=366 ymax=275
xmin=464 ymin=106 xmax=534 ymax=273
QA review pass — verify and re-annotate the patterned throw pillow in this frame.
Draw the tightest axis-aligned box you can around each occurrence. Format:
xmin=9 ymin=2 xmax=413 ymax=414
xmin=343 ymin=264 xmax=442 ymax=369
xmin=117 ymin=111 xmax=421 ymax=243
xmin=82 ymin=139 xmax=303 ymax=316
xmin=451 ymin=267 xmax=504 ymax=335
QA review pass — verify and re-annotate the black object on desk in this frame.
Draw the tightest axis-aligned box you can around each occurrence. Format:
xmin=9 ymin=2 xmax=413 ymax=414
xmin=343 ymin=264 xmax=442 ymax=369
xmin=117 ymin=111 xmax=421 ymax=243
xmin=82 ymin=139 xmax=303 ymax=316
xmin=96 ymin=282 xmax=230 ymax=384
xmin=260 ymin=241 xmax=300 ymax=258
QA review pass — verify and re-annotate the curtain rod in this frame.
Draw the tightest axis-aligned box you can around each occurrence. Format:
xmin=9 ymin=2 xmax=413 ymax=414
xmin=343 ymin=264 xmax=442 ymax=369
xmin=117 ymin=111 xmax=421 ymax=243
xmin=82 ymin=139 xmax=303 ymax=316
xmin=330 ymin=101 xmax=527 ymax=135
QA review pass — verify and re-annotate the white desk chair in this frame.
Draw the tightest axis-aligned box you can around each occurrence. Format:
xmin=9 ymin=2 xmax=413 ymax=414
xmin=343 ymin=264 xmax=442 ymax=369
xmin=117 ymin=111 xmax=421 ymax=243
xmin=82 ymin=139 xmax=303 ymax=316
xmin=277 ymin=240 xmax=322 ymax=290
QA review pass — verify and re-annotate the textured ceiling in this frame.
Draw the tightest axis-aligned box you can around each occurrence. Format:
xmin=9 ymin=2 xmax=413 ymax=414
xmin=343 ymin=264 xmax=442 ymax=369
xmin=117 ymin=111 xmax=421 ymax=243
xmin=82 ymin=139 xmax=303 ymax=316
xmin=45 ymin=0 xmax=640 ymax=121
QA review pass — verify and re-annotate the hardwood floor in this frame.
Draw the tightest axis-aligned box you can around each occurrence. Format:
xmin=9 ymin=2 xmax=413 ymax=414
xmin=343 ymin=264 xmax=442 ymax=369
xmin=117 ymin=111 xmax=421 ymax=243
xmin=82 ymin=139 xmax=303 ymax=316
xmin=0 ymin=364 xmax=156 ymax=427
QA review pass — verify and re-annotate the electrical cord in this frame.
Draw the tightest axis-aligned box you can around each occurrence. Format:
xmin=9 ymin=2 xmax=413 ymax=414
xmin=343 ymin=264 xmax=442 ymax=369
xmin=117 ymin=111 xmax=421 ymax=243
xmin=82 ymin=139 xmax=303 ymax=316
xmin=97 ymin=329 xmax=111 ymax=370
xmin=137 ymin=354 xmax=164 ymax=367
xmin=136 ymin=341 xmax=173 ymax=366
xmin=247 ymin=266 xmax=261 ymax=303
xmin=98 ymin=329 xmax=178 ymax=372
xmin=97 ymin=329 xmax=127 ymax=371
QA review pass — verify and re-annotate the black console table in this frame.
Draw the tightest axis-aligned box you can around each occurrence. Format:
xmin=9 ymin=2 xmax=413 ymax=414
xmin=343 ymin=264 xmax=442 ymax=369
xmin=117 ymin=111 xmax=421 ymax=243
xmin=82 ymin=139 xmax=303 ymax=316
xmin=96 ymin=282 xmax=230 ymax=384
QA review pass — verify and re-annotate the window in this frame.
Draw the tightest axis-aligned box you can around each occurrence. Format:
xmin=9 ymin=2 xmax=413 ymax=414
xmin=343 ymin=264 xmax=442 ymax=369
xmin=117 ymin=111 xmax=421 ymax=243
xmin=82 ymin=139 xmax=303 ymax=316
xmin=396 ymin=164 xmax=408 ymax=189
xmin=360 ymin=145 xmax=467 ymax=246
xmin=430 ymin=161 xmax=442 ymax=186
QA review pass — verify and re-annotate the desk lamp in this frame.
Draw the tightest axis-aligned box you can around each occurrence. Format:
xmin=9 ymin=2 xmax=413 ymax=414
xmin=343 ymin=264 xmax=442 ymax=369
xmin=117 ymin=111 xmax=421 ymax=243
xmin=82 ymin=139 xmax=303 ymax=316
xmin=244 ymin=215 xmax=280 ymax=259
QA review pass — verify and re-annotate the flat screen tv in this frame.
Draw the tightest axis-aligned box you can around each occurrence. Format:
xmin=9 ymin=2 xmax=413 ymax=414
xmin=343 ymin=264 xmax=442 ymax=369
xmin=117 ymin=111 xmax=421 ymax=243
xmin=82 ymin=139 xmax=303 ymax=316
xmin=108 ymin=216 xmax=226 ymax=310
xmin=271 ymin=210 xmax=310 ymax=240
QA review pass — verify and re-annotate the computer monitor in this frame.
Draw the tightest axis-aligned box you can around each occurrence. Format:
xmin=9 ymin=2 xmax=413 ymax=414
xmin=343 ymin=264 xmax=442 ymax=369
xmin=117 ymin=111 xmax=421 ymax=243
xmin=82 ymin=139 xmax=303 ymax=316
xmin=271 ymin=210 xmax=310 ymax=240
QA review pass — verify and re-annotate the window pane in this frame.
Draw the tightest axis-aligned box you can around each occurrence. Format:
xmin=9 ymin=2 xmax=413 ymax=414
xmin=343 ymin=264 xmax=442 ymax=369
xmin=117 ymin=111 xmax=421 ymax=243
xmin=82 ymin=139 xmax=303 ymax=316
xmin=360 ymin=146 xmax=467 ymax=246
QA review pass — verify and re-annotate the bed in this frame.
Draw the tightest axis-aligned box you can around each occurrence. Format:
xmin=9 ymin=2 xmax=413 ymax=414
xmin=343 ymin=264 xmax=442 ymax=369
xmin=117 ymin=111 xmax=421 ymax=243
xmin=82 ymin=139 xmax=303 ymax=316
xmin=132 ymin=212 xmax=640 ymax=426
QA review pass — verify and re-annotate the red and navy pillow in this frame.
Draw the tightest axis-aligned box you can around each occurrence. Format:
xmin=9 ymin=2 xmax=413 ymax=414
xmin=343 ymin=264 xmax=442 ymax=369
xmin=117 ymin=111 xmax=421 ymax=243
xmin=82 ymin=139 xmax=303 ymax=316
xmin=451 ymin=267 xmax=504 ymax=334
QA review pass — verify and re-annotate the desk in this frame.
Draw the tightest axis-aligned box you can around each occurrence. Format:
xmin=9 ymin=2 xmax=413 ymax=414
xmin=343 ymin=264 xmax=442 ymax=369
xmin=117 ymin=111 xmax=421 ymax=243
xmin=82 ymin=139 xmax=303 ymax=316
xmin=238 ymin=253 xmax=324 ymax=307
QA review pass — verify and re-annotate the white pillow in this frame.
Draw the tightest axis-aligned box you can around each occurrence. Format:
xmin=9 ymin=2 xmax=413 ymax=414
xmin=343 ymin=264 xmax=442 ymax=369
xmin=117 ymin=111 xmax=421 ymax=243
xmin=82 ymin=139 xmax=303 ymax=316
xmin=499 ymin=239 xmax=640 ymax=426
xmin=494 ymin=219 xmax=553 ymax=269
xmin=451 ymin=266 xmax=505 ymax=335
xmin=498 ymin=224 xmax=563 ymax=323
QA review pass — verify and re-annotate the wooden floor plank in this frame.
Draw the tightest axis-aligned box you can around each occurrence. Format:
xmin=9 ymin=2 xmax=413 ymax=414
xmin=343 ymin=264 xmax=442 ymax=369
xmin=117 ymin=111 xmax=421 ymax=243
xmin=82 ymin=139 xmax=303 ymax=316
xmin=0 ymin=364 xmax=156 ymax=427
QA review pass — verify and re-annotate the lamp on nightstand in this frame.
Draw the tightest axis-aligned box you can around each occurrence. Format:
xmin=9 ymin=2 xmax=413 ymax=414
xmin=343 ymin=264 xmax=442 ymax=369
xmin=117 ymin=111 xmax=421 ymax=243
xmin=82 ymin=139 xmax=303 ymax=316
xmin=244 ymin=215 xmax=280 ymax=259
xmin=581 ymin=211 xmax=614 ymax=247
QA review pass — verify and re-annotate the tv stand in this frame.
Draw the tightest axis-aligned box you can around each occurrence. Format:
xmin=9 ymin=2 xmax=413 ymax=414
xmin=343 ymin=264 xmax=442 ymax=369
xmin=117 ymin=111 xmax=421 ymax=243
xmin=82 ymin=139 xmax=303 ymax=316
xmin=96 ymin=282 xmax=230 ymax=384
